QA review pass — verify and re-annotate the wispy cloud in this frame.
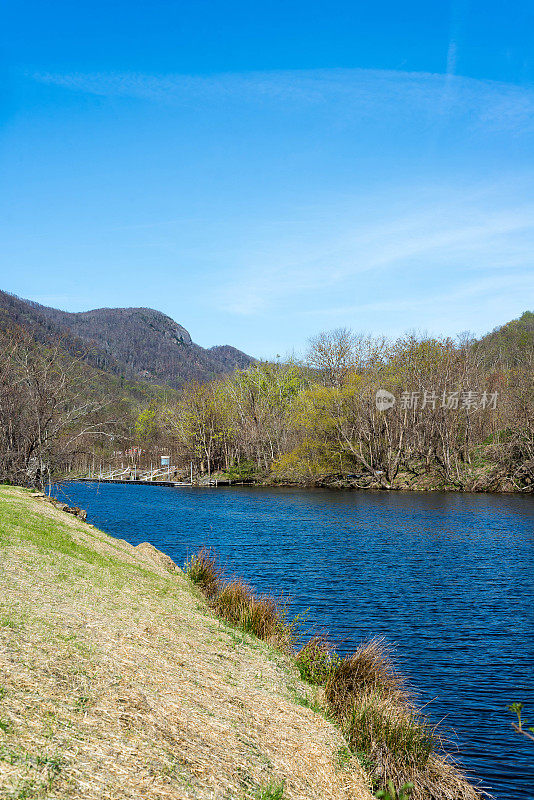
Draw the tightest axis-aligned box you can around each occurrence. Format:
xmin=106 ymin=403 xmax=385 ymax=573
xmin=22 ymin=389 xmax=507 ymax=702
xmin=31 ymin=67 xmax=534 ymax=133
xmin=296 ymin=272 xmax=534 ymax=318
xmin=445 ymin=0 xmax=469 ymax=77
xmin=23 ymin=65 xmax=534 ymax=338
xmin=215 ymin=184 xmax=534 ymax=316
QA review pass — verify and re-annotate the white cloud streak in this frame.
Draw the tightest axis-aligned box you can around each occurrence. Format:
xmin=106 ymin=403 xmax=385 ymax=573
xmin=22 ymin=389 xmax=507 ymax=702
xmin=31 ymin=67 xmax=534 ymax=133
xmin=27 ymin=66 xmax=534 ymax=327
xmin=216 ymin=187 xmax=534 ymax=316
xmin=296 ymin=272 xmax=534 ymax=318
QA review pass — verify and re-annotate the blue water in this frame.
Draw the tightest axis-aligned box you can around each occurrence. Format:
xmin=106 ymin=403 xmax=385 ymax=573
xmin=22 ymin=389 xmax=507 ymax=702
xmin=54 ymin=482 xmax=534 ymax=799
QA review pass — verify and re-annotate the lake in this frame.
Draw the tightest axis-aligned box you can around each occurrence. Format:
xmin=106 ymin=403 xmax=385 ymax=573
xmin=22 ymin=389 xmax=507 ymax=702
xmin=54 ymin=482 xmax=534 ymax=799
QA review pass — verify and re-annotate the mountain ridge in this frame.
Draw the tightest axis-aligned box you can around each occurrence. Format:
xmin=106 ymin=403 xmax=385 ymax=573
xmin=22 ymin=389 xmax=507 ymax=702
xmin=0 ymin=290 xmax=255 ymax=388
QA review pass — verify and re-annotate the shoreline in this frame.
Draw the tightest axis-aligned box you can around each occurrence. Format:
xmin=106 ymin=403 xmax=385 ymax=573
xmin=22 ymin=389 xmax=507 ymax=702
xmin=62 ymin=476 xmax=534 ymax=495
xmin=1 ymin=485 xmax=485 ymax=800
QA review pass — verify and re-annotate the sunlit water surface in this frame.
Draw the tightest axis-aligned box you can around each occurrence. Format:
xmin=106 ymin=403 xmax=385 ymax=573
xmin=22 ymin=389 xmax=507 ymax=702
xmin=54 ymin=482 xmax=534 ymax=799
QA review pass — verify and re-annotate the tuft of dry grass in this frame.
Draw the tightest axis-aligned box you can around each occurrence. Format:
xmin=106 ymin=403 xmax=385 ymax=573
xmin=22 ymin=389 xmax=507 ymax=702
xmin=186 ymin=551 xmax=297 ymax=654
xmin=213 ymin=579 xmax=296 ymax=653
xmin=323 ymin=640 xmax=482 ymax=800
xmin=343 ymin=691 xmax=435 ymax=781
xmin=325 ymin=638 xmax=408 ymax=713
xmin=184 ymin=547 xmax=223 ymax=598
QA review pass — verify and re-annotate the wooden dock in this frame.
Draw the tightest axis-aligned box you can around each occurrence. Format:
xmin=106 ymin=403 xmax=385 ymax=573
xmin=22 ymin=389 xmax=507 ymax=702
xmin=75 ymin=478 xmax=192 ymax=487
xmin=71 ymin=477 xmax=221 ymax=487
xmin=69 ymin=464 xmax=221 ymax=487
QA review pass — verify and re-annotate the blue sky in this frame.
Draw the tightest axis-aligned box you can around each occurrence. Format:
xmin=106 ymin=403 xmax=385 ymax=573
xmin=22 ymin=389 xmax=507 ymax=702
xmin=1 ymin=1 xmax=533 ymax=357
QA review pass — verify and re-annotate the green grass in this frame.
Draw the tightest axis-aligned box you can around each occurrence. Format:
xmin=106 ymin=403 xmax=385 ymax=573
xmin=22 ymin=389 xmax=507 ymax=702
xmin=375 ymin=780 xmax=414 ymax=800
xmin=2 ymin=488 xmax=345 ymax=800
xmin=1 ymin=495 xmax=130 ymax=573
xmin=295 ymin=634 xmax=338 ymax=685
xmin=0 ymin=612 xmax=26 ymax=631
xmin=0 ymin=489 xmax=185 ymax=607
xmin=289 ymin=686 xmax=329 ymax=717
xmin=255 ymin=780 xmax=285 ymax=800
xmin=0 ymin=718 xmax=13 ymax=733
xmin=335 ymin=745 xmax=352 ymax=769
xmin=0 ymin=746 xmax=65 ymax=798
xmin=184 ymin=548 xmax=223 ymax=598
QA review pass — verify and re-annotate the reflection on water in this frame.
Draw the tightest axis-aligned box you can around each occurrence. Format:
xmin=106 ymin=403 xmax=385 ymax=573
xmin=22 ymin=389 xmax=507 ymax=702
xmin=55 ymin=482 xmax=534 ymax=800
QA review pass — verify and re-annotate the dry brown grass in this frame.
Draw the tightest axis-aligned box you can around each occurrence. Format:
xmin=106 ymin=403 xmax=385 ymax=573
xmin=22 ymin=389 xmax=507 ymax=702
xmin=324 ymin=641 xmax=482 ymax=800
xmin=325 ymin=638 xmax=409 ymax=712
xmin=212 ymin=580 xmax=296 ymax=654
xmin=184 ymin=547 xmax=223 ymax=598
xmin=186 ymin=550 xmax=297 ymax=654
xmin=0 ymin=486 xmax=373 ymax=800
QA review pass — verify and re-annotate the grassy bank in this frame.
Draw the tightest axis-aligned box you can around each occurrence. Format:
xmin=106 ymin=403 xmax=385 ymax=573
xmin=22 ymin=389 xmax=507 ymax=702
xmin=0 ymin=487 xmax=482 ymax=800
xmin=0 ymin=485 xmax=373 ymax=800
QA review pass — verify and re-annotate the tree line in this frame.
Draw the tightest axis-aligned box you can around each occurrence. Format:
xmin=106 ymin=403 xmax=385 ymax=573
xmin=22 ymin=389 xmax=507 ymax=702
xmin=1 ymin=313 xmax=532 ymax=491
xmin=136 ymin=323 xmax=533 ymax=491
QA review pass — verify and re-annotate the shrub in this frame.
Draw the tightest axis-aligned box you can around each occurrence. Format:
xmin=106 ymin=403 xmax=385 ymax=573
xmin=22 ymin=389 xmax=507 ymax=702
xmin=325 ymin=638 xmax=407 ymax=715
xmin=213 ymin=579 xmax=295 ymax=652
xmin=295 ymin=634 xmax=338 ymax=685
xmin=184 ymin=548 xmax=222 ymax=599
xmin=224 ymin=460 xmax=257 ymax=482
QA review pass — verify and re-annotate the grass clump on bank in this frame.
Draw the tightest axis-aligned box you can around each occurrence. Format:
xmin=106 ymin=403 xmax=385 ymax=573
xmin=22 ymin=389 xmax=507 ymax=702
xmin=184 ymin=547 xmax=222 ymax=598
xmin=185 ymin=550 xmax=296 ymax=652
xmin=295 ymin=634 xmax=339 ymax=685
xmin=186 ymin=549 xmax=483 ymax=800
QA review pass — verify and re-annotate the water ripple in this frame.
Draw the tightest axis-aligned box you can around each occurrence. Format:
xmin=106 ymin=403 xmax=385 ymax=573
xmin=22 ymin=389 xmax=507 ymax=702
xmin=54 ymin=483 xmax=534 ymax=800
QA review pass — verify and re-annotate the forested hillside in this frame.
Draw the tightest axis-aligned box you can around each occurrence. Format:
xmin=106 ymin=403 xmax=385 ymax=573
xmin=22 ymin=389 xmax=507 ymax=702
xmin=473 ymin=310 xmax=534 ymax=369
xmin=0 ymin=291 xmax=254 ymax=388
xmin=0 ymin=290 xmax=255 ymax=487
xmin=0 ymin=318 xmax=172 ymax=488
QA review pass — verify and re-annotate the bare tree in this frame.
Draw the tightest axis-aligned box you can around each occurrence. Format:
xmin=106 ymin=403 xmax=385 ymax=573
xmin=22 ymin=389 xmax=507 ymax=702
xmin=0 ymin=328 xmax=109 ymax=488
xmin=306 ymin=328 xmax=358 ymax=387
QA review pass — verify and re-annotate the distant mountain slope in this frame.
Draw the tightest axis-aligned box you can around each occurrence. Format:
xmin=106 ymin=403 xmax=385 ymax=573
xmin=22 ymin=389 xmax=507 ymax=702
xmin=473 ymin=310 xmax=534 ymax=368
xmin=207 ymin=344 xmax=254 ymax=371
xmin=0 ymin=291 xmax=255 ymax=388
xmin=0 ymin=290 xmax=124 ymax=374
